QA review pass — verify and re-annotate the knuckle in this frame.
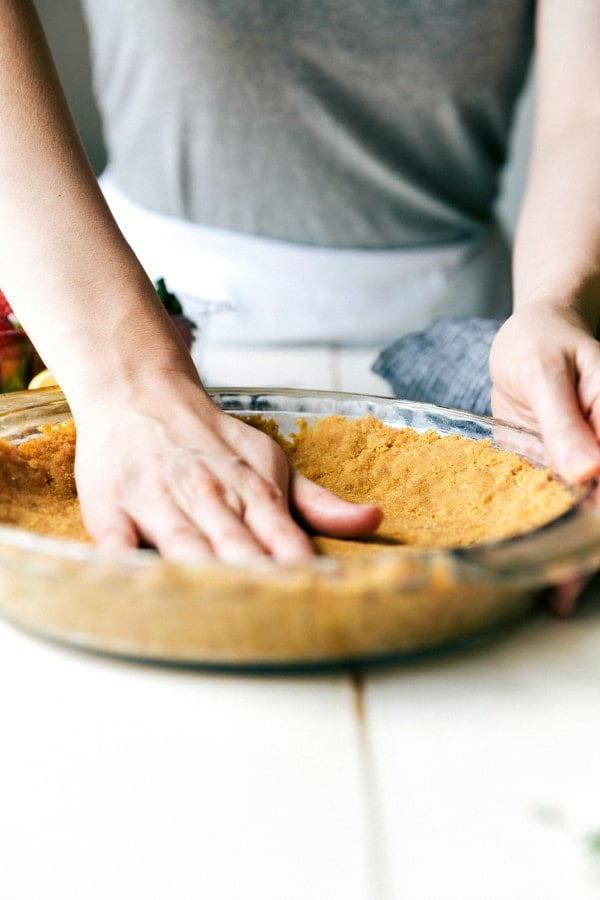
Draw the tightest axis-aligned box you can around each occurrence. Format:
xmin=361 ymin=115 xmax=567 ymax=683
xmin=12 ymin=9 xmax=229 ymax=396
xmin=213 ymin=525 xmax=246 ymax=545
xmin=229 ymin=457 xmax=285 ymax=505
xmin=164 ymin=523 xmax=202 ymax=543
xmin=247 ymin=475 xmax=285 ymax=506
xmin=185 ymin=462 xmax=225 ymax=501
xmin=92 ymin=524 xmax=135 ymax=547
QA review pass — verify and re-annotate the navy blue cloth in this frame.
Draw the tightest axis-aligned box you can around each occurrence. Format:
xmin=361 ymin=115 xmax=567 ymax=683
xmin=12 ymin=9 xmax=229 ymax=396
xmin=372 ymin=316 xmax=505 ymax=415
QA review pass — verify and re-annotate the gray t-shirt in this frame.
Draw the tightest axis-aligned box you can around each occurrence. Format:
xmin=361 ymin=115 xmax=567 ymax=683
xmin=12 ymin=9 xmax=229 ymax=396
xmin=81 ymin=0 xmax=534 ymax=249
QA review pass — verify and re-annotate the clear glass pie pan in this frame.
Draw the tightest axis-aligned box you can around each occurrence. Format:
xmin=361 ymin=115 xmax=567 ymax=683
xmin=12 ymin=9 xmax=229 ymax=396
xmin=0 ymin=385 xmax=600 ymax=672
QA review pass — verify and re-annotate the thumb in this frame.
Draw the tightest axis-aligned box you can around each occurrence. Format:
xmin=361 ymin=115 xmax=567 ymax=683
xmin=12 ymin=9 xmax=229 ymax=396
xmin=526 ymin=358 xmax=600 ymax=483
xmin=289 ymin=469 xmax=383 ymax=538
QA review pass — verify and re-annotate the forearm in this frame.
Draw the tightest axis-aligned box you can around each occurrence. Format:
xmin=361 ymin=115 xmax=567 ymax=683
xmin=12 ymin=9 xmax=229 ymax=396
xmin=513 ymin=124 xmax=600 ymax=328
xmin=0 ymin=1 xmax=196 ymax=405
xmin=512 ymin=0 xmax=600 ymax=329
xmin=0 ymin=3 xmax=383 ymax=563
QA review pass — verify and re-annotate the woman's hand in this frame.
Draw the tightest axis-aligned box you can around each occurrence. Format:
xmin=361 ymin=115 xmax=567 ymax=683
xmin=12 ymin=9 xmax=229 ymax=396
xmin=489 ymin=303 xmax=600 ymax=484
xmin=490 ymin=304 xmax=600 ymax=616
xmin=72 ymin=372 xmax=383 ymax=564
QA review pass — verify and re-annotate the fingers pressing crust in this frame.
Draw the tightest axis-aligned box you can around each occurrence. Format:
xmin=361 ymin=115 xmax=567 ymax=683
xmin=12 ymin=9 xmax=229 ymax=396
xmin=168 ymin=450 xmax=315 ymax=562
xmin=74 ymin=391 xmax=384 ymax=565
xmin=290 ymin=470 xmax=383 ymax=537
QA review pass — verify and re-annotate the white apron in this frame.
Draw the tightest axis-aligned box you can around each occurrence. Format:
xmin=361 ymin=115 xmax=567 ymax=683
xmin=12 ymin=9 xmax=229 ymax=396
xmin=100 ymin=170 xmax=512 ymax=348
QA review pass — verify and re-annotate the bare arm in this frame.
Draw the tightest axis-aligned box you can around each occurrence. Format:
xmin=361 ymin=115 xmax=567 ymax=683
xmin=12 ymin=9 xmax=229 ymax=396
xmin=0 ymin=0 xmax=381 ymax=560
xmin=490 ymin=0 xmax=600 ymax=482
xmin=512 ymin=0 xmax=600 ymax=312
xmin=0 ymin=0 xmax=182 ymax=397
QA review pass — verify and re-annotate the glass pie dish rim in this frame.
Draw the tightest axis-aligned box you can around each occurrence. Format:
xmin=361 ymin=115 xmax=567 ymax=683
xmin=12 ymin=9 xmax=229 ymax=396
xmin=0 ymin=384 xmax=597 ymax=590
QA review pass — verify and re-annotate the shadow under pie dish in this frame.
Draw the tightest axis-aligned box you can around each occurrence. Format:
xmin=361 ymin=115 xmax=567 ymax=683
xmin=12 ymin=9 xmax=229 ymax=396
xmin=0 ymin=386 xmax=599 ymax=670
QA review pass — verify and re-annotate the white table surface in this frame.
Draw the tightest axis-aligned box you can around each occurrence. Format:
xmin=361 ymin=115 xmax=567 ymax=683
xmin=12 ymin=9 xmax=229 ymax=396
xmin=2 ymin=341 xmax=600 ymax=900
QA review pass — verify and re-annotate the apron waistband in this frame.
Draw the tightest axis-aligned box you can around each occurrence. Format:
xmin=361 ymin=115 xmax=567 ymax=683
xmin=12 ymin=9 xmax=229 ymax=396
xmin=100 ymin=170 xmax=512 ymax=346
